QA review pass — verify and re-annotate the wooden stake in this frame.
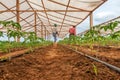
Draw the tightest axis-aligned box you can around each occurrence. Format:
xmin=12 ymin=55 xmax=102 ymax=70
xmin=16 ymin=0 xmax=20 ymax=42
xmin=90 ymin=13 xmax=93 ymax=29
xmin=34 ymin=11 xmax=37 ymax=35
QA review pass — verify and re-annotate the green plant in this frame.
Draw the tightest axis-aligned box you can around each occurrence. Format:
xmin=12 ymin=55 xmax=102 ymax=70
xmin=24 ymin=32 xmax=37 ymax=43
xmin=100 ymin=21 xmax=119 ymax=33
xmin=2 ymin=42 xmax=12 ymax=53
xmin=0 ymin=57 xmax=8 ymax=62
xmin=92 ymin=63 xmax=98 ymax=76
xmin=0 ymin=20 xmax=21 ymax=30
xmin=0 ymin=31 xmax=3 ymax=42
xmin=7 ymin=29 xmax=23 ymax=41
xmin=0 ymin=20 xmax=22 ymax=42
xmin=0 ymin=31 xmax=3 ymax=38
xmin=110 ymin=30 xmax=120 ymax=39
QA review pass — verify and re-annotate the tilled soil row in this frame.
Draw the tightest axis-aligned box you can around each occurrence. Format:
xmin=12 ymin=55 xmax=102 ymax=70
xmin=0 ymin=45 xmax=120 ymax=80
xmin=76 ymin=46 xmax=120 ymax=68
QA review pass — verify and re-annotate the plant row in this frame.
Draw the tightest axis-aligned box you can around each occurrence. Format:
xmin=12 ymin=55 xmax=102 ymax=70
xmin=0 ymin=20 xmax=52 ymax=53
xmin=59 ymin=21 xmax=120 ymax=47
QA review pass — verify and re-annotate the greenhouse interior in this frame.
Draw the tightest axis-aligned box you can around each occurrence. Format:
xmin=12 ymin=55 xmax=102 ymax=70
xmin=0 ymin=0 xmax=120 ymax=79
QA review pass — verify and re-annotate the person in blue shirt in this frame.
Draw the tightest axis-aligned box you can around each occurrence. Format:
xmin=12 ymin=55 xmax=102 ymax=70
xmin=52 ymin=24 xmax=58 ymax=42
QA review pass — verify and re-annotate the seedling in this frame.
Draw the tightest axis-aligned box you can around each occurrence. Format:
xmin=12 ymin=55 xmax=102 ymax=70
xmin=0 ymin=57 xmax=8 ymax=62
xmin=92 ymin=63 xmax=98 ymax=76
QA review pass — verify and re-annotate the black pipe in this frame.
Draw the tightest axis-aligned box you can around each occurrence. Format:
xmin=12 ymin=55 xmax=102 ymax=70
xmin=61 ymin=45 xmax=120 ymax=73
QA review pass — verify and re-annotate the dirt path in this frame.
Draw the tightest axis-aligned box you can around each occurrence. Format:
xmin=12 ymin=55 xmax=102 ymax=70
xmin=0 ymin=45 xmax=120 ymax=80
xmin=45 ymin=48 xmax=59 ymax=59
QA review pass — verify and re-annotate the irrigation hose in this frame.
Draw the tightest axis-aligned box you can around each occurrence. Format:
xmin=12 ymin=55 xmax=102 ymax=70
xmin=61 ymin=45 xmax=120 ymax=74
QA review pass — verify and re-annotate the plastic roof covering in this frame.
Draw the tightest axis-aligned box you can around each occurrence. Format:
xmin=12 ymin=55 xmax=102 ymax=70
xmin=0 ymin=0 xmax=107 ymax=38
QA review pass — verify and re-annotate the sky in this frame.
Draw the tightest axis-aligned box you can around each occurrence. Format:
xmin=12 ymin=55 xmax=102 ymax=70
xmin=77 ymin=0 xmax=120 ymax=34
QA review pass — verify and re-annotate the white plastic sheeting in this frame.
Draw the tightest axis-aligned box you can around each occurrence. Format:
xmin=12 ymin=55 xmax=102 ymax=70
xmin=0 ymin=0 xmax=107 ymax=38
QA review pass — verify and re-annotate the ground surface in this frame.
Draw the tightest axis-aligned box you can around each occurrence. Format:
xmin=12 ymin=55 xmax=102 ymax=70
xmin=0 ymin=47 xmax=25 ymax=57
xmin=77 ymin=46 xmax=120 ymax=68
xmin=0 ymin=45 xmax=120 ymax=80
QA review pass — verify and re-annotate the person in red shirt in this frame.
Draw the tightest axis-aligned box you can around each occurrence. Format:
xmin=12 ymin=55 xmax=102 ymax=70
xmin=69 ymin=25 xmax=76 ymax=36
xmin=69 ymin=26 xmax=76 ymax=44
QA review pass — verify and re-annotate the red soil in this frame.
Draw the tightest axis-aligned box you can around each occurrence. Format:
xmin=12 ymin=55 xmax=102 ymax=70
xmin=0 ymin=45 xmax=119 ymax=80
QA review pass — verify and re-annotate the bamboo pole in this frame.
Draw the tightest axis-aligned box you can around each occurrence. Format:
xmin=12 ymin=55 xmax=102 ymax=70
xmin=44 ymin=27 xmax=47 ymax=40
xmin=34 ymin=11 xmax=37 ymax=35
xmin=0 ymin=10 xmax=88 ymax=12
xmin=59 ymin=0 xmax=71 ymax=35
xmin=16 ymin=0 xmax=20 ymax=42
xmin=41 ymin=22 xmax=43 ymax=38
xmin=90 ymin=13 xmax=93 ymax=29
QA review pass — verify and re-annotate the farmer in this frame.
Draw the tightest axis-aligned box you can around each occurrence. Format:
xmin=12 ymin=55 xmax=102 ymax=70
xmin=52 ymin=24 xmax=58 ymax=42
xmin=69 ymin=25 xmax=76 ymax=37
xmin=69 ymin=25 xmax=76 ymax=44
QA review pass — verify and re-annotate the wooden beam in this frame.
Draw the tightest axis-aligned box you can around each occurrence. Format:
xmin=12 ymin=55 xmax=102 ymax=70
xmin=0 ymin=10 xmax=90 ymax=12
xmin=22 ymin=22 xmax=40 ymax=31
xmin=47 ymin=31 xmax=50 ymax=40
xmin=41 ymin=0 xmax=52 ymax=32
xmin=58 ymin=0 xmax=71 ymax=35
xmin=36 ymin=15 xmax=51 ymax=35
xmin=22 ymin=19 xmax=35 ymax=27
xmin=92 ymin=0 xmax=107 ymax=12
xmin=72 ymin=0 xmax=107 ymax=30
xmin=37 ymin=13 xmax=72 ymax=25
xmin=3 ymin=8 xmax=31 ymax=21
xmin=48 ymin=0 xmax=91 ymax=12
xmin=20 ymin=13 xmax=34 ymax=23
xmin=28 ymin=1 xmax=83 ymax=20
xmin=25 ymin=0 xmax=38 ymax=35
xmin=0 ymin=2 xmax=34 ymax=30
xmin=26 ymin=0 xmax=51 ymax=38
xmin=36 ymin=15 xmax=51 ymax=34
xmin=90 ymin=13 xmax=93 ymax=29
xmin=44 ymin=27 xmax=47 ymax=40
xmin=34 ymin=12 xmax=37 ymax=34
xmin=16 ymin=0 xmax=20 ymax=42
xmin=47 ymin=13 xmax=79 ymax=24
xmin=46 ymin=30 xmax=48 ymax=40
xmin=0 ymin=1 xmax=26 ymax=14
xmin=22 ymin=27 xmax=34 ymax=31
xmin=41 ymin=22 xmax=44 ymax=38
xmin=24 ymin=25 xmax=69 ymax=27
xmin=36 ymin=14 xmax=51 ymax=38
xmin=16 ymin=0 xmax=20 ymax=23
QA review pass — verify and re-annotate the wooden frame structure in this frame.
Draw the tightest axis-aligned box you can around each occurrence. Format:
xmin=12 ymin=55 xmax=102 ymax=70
xmin=0 ymin=0 xmax=107 ymax=38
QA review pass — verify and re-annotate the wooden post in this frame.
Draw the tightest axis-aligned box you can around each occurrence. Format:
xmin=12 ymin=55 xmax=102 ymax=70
xmin=34 ymin=11 xmax=37 ymax=35
xmin=41 ymin=22 xmax=43 ymax=38
xmin=16 ymin=0 xmax=20 ymax=42
xmin=47 ymin=31 xmax=51 ymax=40
xmin=44 ymin=27 xmax=47 ymax=40
xmin=90 ymin=13 xmax=93 ymax=29
xmin=47 ymin=31 xmax=49 ymax=40
xmin=46 ymin=30 xmax=48 ymax=40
